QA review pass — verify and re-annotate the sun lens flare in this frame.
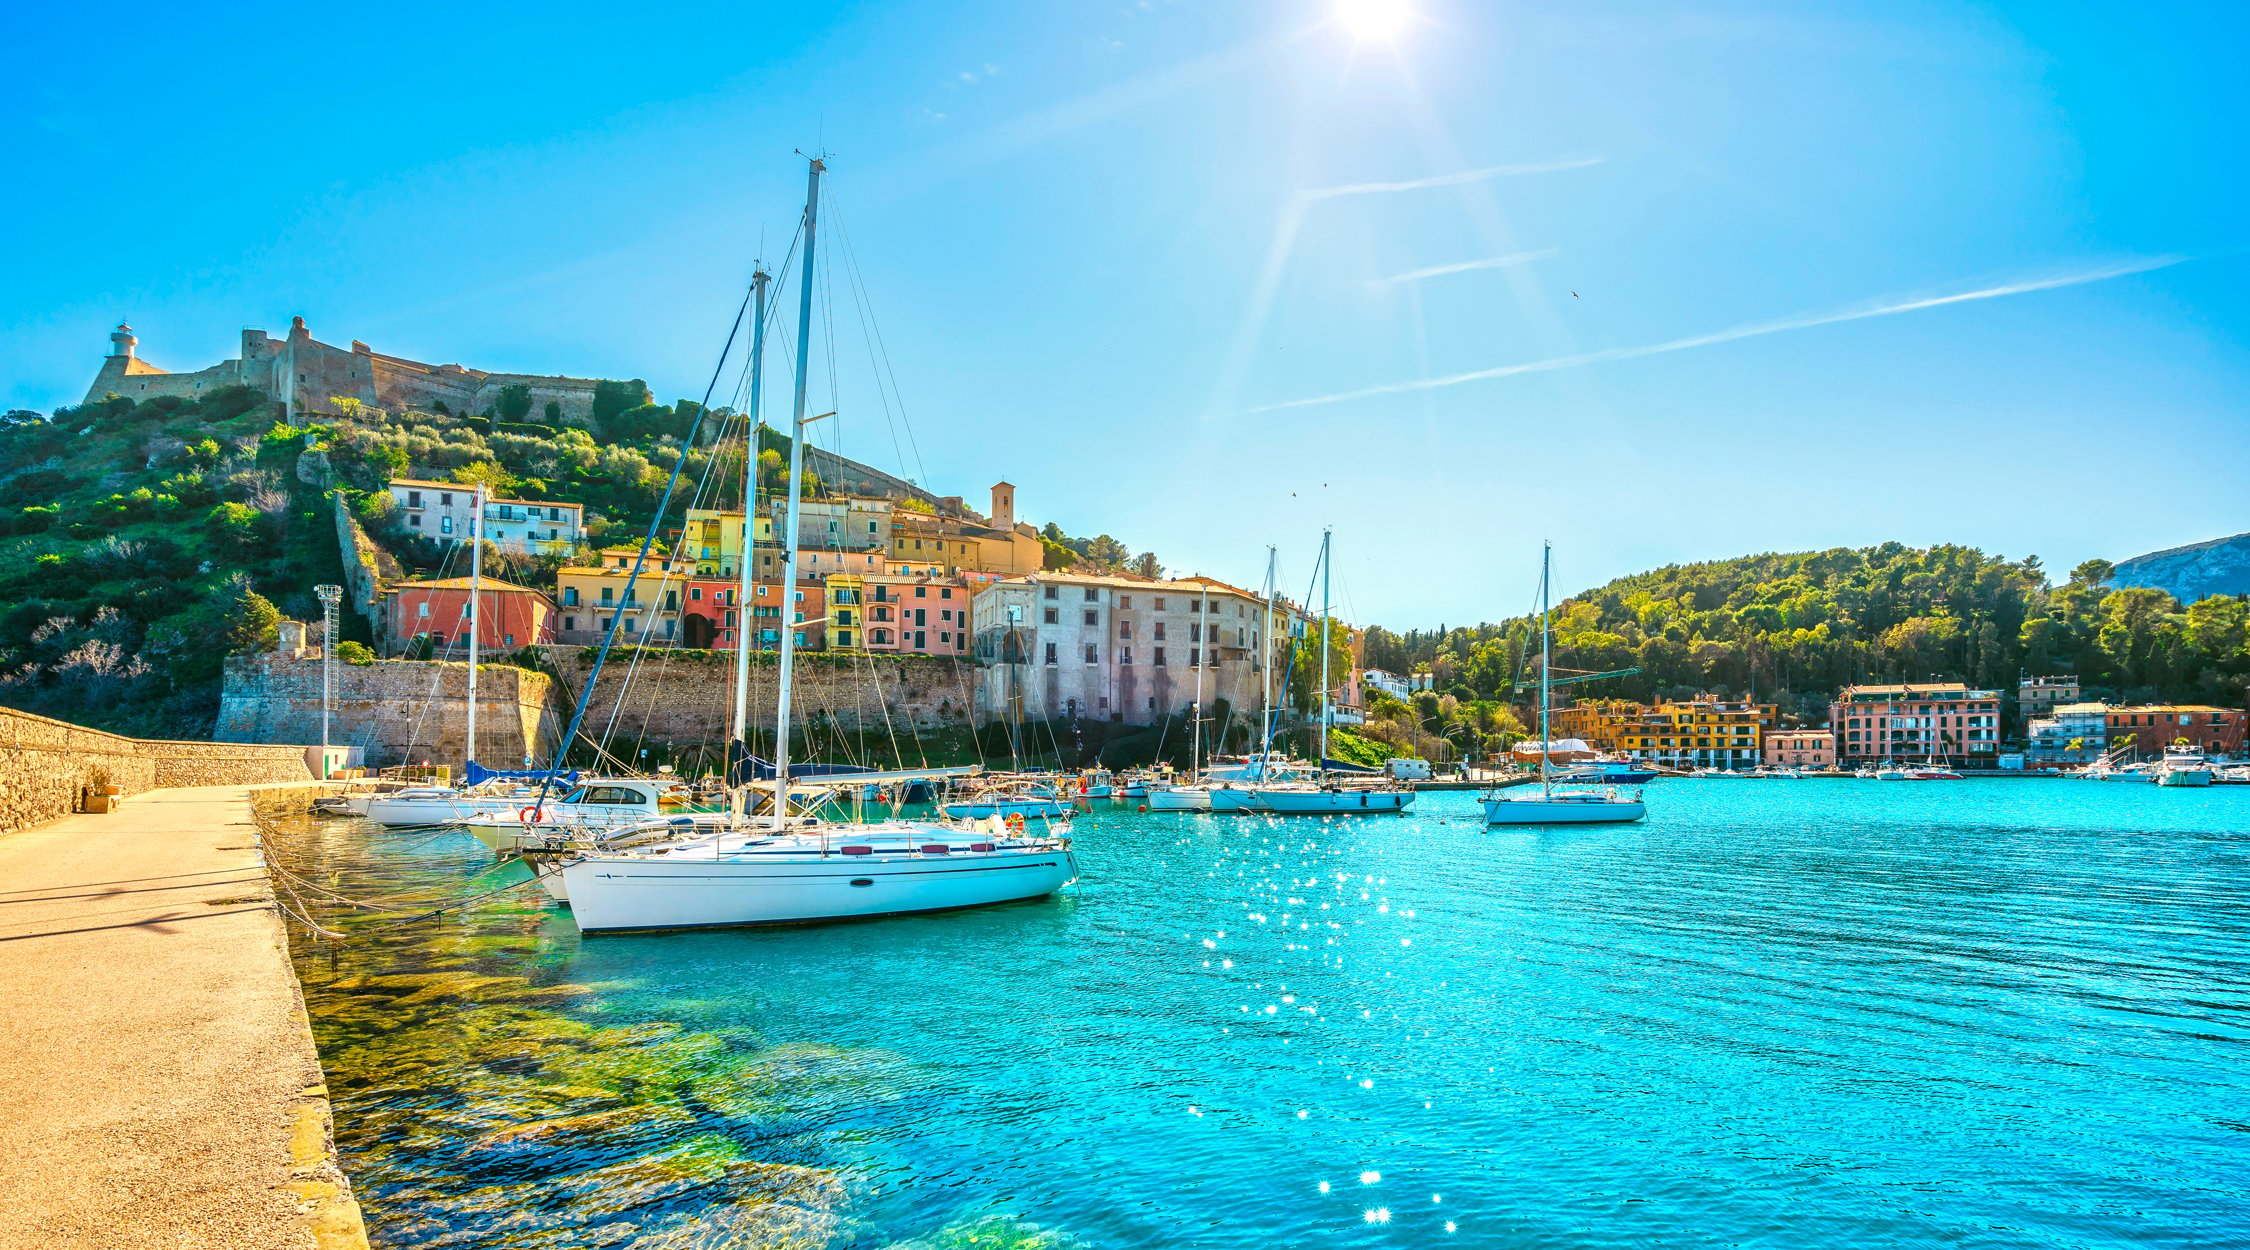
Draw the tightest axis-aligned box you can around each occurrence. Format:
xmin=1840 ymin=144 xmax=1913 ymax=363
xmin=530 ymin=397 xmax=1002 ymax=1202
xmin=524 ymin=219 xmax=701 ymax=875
xmin=1334 ymin=0 xmax=1413 ymax=43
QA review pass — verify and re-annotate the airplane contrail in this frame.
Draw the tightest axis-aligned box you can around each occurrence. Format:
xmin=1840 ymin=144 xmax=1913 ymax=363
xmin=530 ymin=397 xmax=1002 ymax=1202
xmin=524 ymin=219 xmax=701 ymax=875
xmin=1307 ymin=155 xmax=1606 ymax=200
xmin=1373 ymin=249 xmax=1555 ymax=286
xmin=1245 ymin=255 xmax=2191 ymax=414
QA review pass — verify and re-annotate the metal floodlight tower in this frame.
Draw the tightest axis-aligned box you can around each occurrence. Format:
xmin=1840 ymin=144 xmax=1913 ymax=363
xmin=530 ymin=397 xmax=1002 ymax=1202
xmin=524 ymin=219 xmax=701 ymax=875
xmin=314 ymin=583 xmax=343 ymax=778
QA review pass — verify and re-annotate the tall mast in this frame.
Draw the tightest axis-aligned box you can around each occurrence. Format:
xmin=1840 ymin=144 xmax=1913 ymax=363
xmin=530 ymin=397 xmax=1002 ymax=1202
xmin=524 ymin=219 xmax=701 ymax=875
xmin=1259 ymin=546 xmax=1276 ymax=774
xmin=465 ymin=482 xmax=484 ymax=771
xmin=1319 ymin=527 xmax=1332 ymax=771
xmin=727 ymin=267 xmax=770 ymax=823
xmin=1189 ymin=583 xmax=1206 ymax=775
xmin=1540 ymin=541 xmax=1552 ymax=797
xmin=771 ymin=157 xmax=824 ymax=832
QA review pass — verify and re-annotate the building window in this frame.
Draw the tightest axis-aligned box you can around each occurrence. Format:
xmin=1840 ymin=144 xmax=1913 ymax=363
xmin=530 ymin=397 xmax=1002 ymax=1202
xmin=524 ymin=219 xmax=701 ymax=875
xmin=1120 ymin=595 xmax=1132 ymax=609
xmin=941 ymin=587 xmax=953 ymax=599
xmin=440 ymin=516 xmax=453 ymax=535
xmin=416 ymin=602 xmax=430 ymax=618
xmin=1154 ymin=597 xmax=1166 ymax=610
xmin=1119 ymin=621 xmax=1132 ymax=639
xmin=1121 ymin=647 xmax=1133 ymax=665
xmin=1084 ymin=588 xmax=1098 ymax=602
xmin=1044 ymin=586 xmax=1058 ymax=600
xmin=1153 ymin=622 xmax=1166 ymax=640
xmin=915 ymin=585 xmax=927 ymax=598
xmin=564 ymin=616 xmax=576 ymax=631
xmin=1045 ymin=642 xmax=1057 ymax=665
xmin=914 ymin=631 xmax=925 ymax=649
xmin=1154 ymin=647 xmax=1166 ymax=666
xmin=1044 ymin=607 xmax=1059 ymax=625
xmin=1189 ymin=647 xmax=1199 ymax=667
xmin=1084 ymin=644 xmax=1098 ymax=664
xmin=690 ymin=588 xmax=702 ymax=600
xmin=1084 ymin=610 xmax=1098 ymax=626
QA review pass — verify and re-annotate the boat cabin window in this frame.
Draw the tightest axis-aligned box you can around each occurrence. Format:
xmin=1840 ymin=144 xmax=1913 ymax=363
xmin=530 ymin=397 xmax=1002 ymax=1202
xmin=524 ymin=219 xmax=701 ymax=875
xmin=575 ymin=786 xmax=647 ymax=805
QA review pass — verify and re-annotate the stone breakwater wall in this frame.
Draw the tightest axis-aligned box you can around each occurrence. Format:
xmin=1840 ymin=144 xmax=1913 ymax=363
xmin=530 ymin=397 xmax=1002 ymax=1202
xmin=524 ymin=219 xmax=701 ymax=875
xmin=540 ymin=647 xmax=980 ymax=749
xmin=0 ymin=707 xmax=315 ymax=836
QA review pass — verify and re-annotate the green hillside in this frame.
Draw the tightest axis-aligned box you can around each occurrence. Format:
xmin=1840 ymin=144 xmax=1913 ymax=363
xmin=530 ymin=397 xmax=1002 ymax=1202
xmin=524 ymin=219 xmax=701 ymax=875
xmin=1363 ymin=544 xmax=2250 ymax=723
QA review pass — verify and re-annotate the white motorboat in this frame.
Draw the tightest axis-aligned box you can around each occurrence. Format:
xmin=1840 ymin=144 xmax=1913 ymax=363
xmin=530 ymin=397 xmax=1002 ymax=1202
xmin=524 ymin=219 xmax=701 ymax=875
xmin=1874 ymin=764 xmax=1911 ymax=780
xmin=2156 ymin=747 xmax=2214 ymax=787
xmin=364 ymin=786 xmax=546 ymax=827
xmin=1145 ymin=784 xmax=1215 ymax=812
xmin=1481 ymin=542 xmax=1646 ymax=828
xmin=551 ymin=820 xmax=1078 ymax=932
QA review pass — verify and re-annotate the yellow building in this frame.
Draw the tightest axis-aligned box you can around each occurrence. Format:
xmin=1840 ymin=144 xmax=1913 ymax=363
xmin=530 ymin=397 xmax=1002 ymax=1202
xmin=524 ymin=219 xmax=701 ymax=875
xmin=683 ymin=508 xmax=773 ymax=578
xmin=827 ymin=573 xmax=865 ymax=651
xmin=1551 ymin=697 xmax=1776 ymax=771
xmin=553 ymin=553 xmax=693 ymax=646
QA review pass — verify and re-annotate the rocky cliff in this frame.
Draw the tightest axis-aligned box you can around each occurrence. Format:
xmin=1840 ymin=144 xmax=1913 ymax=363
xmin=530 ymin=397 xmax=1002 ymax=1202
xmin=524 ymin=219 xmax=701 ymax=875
xmin=2112 ymin=532 xmax=2250 ymax=604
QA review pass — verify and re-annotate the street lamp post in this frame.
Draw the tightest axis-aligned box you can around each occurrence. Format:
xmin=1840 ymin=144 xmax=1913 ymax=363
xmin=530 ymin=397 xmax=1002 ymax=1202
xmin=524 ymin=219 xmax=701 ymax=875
xmin=314 ymin=584 xmax=342 ymax=779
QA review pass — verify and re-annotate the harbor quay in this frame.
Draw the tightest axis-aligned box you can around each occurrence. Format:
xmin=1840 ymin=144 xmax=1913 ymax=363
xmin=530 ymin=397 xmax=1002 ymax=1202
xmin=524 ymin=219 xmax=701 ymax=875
xmin=0 ymin=708 xmax=362 ymax=1249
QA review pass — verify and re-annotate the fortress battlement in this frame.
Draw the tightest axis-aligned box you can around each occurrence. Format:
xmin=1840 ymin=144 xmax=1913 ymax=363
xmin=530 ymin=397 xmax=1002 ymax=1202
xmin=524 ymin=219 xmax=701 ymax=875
xmin=83 ymin=317 xmax=603 ymax=421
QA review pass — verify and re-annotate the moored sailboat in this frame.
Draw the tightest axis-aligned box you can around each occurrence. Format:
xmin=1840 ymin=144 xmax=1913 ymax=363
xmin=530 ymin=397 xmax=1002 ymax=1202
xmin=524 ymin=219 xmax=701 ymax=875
xmin=541 ymin=159 xmax=1078 ymax=931
xmin=1483 ymin=543 xmax=1646 ymax=826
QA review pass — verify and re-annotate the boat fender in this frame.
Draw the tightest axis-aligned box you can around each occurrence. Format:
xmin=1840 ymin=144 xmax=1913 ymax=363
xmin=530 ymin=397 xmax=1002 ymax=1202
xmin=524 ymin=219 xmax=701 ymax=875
xmin=1138 ymin=804 xmax=1148 ymax=813
xmin=669 ymin=816 xmax=695 ymax=827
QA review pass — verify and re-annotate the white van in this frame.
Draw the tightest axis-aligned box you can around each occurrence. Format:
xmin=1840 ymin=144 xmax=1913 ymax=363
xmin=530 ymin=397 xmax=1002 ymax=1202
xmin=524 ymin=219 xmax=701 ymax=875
xmin=1385 ymin=758 xmax=1433 ymax=781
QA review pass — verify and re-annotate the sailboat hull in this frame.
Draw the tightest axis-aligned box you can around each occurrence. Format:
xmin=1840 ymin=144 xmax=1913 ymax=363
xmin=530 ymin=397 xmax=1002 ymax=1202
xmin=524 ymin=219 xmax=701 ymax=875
xmin=1481 ymin=796 xmax=1646 ymax=825
xmin=1249 ymin=788 xmax=1414 ymax=815
xmin=1207 ymin=787 xmax=1258 ymax=813
xmin=557 ymin=845 xmax=1080 ymax=932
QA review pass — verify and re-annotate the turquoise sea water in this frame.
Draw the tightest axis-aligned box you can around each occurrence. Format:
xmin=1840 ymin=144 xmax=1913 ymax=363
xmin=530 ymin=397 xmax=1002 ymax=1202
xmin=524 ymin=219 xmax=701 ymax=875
xmin=282 ymin=779 xmax=2250 ymax=1248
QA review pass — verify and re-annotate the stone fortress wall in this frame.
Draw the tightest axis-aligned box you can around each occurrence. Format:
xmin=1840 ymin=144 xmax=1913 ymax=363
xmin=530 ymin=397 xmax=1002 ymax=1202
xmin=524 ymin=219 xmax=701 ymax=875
xmin=82 ymin=318 xmax=604 ymax=422
xmin=0 ymin=706 xmax=316 ymax=837
xmin=216 ymin=625 xmax=561 ymax=769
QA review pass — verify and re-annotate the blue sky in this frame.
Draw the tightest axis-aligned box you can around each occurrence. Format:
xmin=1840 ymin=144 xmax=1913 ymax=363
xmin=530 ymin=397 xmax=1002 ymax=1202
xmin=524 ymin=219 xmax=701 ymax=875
xmin=6 ymin=0 xmax=2246 ymax=626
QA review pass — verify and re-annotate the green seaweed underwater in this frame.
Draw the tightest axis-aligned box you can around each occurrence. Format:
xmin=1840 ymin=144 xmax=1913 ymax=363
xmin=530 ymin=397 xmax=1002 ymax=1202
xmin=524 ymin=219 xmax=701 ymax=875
xmin=268 ymin=814 xmax=1075 ymax=1250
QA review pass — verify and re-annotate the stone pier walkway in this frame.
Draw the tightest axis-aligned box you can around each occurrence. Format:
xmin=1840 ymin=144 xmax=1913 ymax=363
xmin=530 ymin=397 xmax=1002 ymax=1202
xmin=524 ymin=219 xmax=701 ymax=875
xmin=0 ymin=786 xmax=365 ymax=1250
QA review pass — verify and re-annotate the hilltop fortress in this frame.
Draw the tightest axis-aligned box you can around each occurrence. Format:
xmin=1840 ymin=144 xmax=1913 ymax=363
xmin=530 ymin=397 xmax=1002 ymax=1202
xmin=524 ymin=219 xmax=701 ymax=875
xmin=83 ymin=317 xmax=603 ymax=421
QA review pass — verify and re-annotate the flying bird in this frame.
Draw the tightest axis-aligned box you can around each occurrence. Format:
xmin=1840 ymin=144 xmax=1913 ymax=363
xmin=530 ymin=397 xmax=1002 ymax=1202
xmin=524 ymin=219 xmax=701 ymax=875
xmin=1571 ymin=291 xmax=1579 ymax=299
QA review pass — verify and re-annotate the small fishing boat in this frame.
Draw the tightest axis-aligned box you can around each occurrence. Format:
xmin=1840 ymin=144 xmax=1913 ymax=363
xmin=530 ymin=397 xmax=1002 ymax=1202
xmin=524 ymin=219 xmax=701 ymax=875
xmin=1905 ymin=765 xmax=1964 ymax=780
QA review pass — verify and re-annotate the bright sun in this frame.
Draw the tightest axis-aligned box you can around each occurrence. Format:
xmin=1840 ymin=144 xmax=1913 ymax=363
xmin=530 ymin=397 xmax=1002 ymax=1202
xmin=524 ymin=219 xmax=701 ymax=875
xmin=1333 ymin=0 xmax=1412 ymax=43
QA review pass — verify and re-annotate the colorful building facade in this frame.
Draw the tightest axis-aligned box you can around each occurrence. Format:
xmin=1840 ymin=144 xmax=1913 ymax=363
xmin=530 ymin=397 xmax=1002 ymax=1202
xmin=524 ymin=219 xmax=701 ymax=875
xmin=1830 ymin=683 xmax=2002 ymax=766
xmin=383 ymin=577 xmax=556 ymax=655
xmin=1764 ymin=729 xmax=1836 ymax=770
xmin=2103 ymin=705 xmax=2243 ymax=759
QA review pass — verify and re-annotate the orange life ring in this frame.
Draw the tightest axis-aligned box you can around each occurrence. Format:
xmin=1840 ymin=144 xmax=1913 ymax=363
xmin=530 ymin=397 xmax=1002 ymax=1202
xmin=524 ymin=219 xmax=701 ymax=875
xmin=1005 ymin=812 xmax=1026 ymax=832
xmin=518 ymin=805 xmax=545 ymax=825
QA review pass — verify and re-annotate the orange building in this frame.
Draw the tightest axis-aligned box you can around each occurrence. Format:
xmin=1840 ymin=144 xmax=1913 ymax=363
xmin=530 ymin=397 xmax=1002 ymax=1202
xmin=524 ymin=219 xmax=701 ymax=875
xmin=383 ymin=578 xmax=555 ymax=656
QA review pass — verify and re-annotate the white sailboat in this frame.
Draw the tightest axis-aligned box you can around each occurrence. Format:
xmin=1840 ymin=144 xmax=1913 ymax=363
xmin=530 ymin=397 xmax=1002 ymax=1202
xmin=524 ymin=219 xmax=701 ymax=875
xmin=1246 ymin=529 xmax=1413 ymax=815
xmin=1482 ymin=543 xmax=1646 ymax=826
xmin=1147 ymin=580 xmax=1220 ymax=812
xmin=548 ymin=159 xmax=1077 ymax=931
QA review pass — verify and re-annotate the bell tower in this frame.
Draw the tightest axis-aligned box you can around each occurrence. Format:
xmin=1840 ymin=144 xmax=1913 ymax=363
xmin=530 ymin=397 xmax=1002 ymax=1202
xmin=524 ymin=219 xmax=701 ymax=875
xmin=991 ymin=480 xmax=1015 ymax=530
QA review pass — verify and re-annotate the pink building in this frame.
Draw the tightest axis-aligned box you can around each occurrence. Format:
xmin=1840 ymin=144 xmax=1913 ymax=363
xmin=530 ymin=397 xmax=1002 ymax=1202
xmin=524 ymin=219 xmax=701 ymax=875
xmin=1830 ymin=683 xmax=2001 ymax=766
xmin=863 ymin=574 xmax=975 ymax=656
xmin=1765 ymin=729 xmax=1836 ymax=770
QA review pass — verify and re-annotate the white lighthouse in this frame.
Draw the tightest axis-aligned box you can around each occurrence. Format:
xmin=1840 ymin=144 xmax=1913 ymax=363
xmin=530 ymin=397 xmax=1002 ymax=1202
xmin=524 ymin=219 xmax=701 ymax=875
xmin=107 ymin=323 xmax=137 ymax=360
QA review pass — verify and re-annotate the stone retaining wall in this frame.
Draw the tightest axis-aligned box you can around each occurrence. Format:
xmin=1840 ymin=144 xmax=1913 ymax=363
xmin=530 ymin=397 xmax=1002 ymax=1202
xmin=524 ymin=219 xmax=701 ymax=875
xmin=0 ymin=707 xmax=316 ymax=837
